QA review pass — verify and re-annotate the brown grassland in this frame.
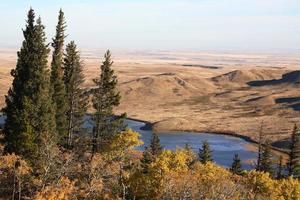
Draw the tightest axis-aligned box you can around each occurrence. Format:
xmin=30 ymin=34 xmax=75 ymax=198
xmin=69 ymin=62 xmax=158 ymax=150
xmin=0 ymin=49 xmax=300 ymax=151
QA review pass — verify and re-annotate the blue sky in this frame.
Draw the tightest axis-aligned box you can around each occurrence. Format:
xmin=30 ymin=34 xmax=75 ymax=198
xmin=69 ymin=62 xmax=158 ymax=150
xmin=1 ymin=0 xmax=300 ymax=52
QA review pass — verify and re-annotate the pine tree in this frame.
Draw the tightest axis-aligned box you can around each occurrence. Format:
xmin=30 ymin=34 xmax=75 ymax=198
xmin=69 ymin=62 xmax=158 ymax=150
xmin=150 ymin=133 xmax=163 ymax=156
xmin=92 ymin=50 xmax=125 ymax=153
xmin=140 ymin=133 xmax=163 ymax=173
xmin=256 ymin=122 xmax=264 ymax=171
xmin=198 ymin=140 xmax=213 ymax=164
xmin=184 ymin=143 xmax=196 ymax=166
xmin=3 ymin=9 xmax=56 ymax=163
xmin=230 ymin=154 xmax=243 ymax=175
xmin=287 ymin=124 xmax=300 ymax=177
xmin=63 ymin=41 xmax=88 ymax=148
xmin=141 ymin=147 xmax=154 ymax=173
xmin=260 ymin=140 xmax=273 ymax=175
xmin=184 ymin=143 xmax=193 ymax=152
xmin=50 ymin=9 xmax=68 ymax=145
xmin=276 ymin=155 xmax=284 ymax=179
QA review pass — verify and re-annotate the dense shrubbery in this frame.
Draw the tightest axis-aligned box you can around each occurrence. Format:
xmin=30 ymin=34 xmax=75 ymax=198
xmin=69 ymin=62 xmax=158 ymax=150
xmin=1 ymin=141 xmax=300 ymax=200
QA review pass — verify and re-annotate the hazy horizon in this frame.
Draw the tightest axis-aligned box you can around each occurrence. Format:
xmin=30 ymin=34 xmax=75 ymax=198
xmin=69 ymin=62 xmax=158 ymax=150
xmin=1 ymin=0 xmax=300 ymax=53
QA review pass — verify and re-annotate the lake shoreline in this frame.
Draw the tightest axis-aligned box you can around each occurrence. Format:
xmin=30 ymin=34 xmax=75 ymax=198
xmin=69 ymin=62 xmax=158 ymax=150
xmin=127 ymin=116 xmax=289 ymax=158
xmin=0 ymin=114 xmax=288 ymax=158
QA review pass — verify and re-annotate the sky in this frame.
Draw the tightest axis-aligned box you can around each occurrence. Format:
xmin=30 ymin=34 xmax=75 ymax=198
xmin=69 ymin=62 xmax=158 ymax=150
xmin=0 ymin=0 xmax=300 ymax=52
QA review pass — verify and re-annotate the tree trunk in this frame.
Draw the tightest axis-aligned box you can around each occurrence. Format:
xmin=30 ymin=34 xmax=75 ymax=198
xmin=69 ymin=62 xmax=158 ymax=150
xmin=18 ymin=180 xmax=21 ymax=200
xmin=12 ymin=165 xmax=16 ymax=200
xmin=67 ymin=96 xmax=74 ymax=147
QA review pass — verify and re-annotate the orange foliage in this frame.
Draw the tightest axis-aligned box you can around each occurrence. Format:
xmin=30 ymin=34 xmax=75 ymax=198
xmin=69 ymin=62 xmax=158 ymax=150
xmin=33 ymin=177 xmax=76 ymax=200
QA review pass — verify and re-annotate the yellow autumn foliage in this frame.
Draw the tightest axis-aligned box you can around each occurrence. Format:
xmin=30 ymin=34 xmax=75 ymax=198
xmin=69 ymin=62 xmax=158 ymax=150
xmin=104 ymin=129 xmax=144 ymax=160
xmin=193 ymin=161 xmax=232 ymax=180
xmin=149 ymin=149 xmax=190 ymax=174
xmin=0 ymin=153 xmax=31 ymax=176
xmin=127 ymin=149 xmax=300 ymax=200
xmin=244 ymin=170 xmax=280 ymax=199
xmin=1 ymin=137 xmax=300 ymax=200
xmin=279 ymin=177 xmax=300 ymax=200
xmin=110 ymin=129 xmax=144 ymax=152
xmin=0 ymin=153 xmax=32 ymax=199
xmin=33 ymin=177 xmax=76 ymax=200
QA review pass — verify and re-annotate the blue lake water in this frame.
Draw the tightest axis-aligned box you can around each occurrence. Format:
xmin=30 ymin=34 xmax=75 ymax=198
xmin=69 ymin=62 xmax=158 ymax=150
xmin=125 ymin=119 xmax=257 ymax=169
xmin=0 ymin=116 xmax=257 ymax=169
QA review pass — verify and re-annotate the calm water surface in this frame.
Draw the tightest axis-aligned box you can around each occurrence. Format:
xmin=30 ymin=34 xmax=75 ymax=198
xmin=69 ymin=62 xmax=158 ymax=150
xmin=125 ymin=119 xmax=257 ymax=169
xmin=0 ymin=116 xmax=257 ymax=169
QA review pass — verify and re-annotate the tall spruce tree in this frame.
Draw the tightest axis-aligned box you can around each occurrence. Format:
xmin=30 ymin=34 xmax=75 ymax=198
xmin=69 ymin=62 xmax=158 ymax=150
xmin=230 ymin=154 xmax=243 ymax=175
xmin=3 ymin=9 xmax=56 ymax=163
xmin=287 ymin=124 xmax=300 ymax=177
xmin=141 ymin=147 xmax=154 ymax=173
xmin=184 ymin=143 xmax=197 ymax=166
xmin=140 ymin=133 xmax=163 ymax=172
xmin=260 ymin=140 xmax=273 ymax=175
xmin=256 ymin=122 xmax=264 ymax=171
xmin=198 ymin=140 xmax=213 ymax=164
xmin=92 ymin=50 xmax=125 ymax=153
xmin=63 ymin=41 xmax=88 ymax=147
xmin=276 ymin=155 xmax=284 ymax=179
xmin=50 ymin=9 xmax=68 ymax=145
xmin=150 ymin=133 xmax=163 ymax=156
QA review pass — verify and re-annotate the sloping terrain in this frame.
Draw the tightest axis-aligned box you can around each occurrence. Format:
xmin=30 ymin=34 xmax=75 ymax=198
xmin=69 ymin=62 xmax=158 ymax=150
xmin=211 ymin=69 xmax=286 ymax=87
xmin=248 ymin=70 xmax=300 ymax=86
xmin=120 ymin=72 xmax=215 ymax=102
xmin=0 ymin=50 xmax=300 ymax=150
xmin=118 ymin=68 xmax=300 ymax=150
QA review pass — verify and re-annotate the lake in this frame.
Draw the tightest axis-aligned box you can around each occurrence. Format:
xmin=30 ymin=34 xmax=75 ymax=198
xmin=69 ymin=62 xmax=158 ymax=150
xmin=0 ymin=116 xmax=257 ymax=169
xmin=125 ymin=119 xmax=257 ymax=169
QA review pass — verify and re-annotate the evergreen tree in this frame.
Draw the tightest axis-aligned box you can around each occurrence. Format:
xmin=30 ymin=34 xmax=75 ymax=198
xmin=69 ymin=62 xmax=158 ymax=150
xmin=3 ymin=9 xmax=56 ymax=163
xmin=287 ymin=124 xmax=300 ymax=177
xmin=150 ymin=133 xmax=163 ymax=156
xmin=63 ymin=41 xmax=88 ymax=148
xmin=50 ymin=9 xmax=68 ymax=145
xmin=184 ymin=143 xmax=197 ymax=166
xmin=92 ymin=50 xmax=125 ymax=153
xmin=276 ymin=155 xmax=284 ymax=179
xmin=230 ymin=154 xmax=243 ymax=175
xmin=184 ymin=143 xmax=193 ymax=152
xmin=256 ymin=122 xmax=264 ymax=171
xmin=141 ymin=147 xmax=154 ymax=173
xmin=198 ymin=140 xmax=213 ymax=164
xmin=260 ymin=140 xmax=273 ymax=175
xmin=140 ymin=133 xmax=163 ymax=173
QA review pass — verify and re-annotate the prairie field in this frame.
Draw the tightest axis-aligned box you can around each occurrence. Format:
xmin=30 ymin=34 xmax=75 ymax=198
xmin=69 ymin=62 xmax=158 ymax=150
xmin=1 ymin=49 xmax=300 ymax=149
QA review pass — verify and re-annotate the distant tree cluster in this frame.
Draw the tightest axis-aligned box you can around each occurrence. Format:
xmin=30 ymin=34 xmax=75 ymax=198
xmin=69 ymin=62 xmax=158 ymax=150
xmin=0 ymin=8 xmax=299 ymax=200
xmin=255 ymin=122 xmax=300 ymax=179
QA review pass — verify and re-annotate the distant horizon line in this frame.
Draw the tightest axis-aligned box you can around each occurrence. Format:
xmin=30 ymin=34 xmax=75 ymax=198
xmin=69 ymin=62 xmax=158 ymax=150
xmin=1 ymin=46 xmax=300 ymax=55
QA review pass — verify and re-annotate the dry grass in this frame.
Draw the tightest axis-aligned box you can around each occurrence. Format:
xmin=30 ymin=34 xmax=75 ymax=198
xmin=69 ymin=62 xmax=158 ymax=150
xmin=0 ymin=49 xmax=300 ymax=149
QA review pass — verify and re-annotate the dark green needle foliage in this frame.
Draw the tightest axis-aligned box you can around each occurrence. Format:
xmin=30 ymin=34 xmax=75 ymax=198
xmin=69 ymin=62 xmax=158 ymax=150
xmin=63 ymin=41 xmax=88 ymax=148
xmin=230 ymin=154 xmax=243 ymax=175
xmin=184 ymin=143 xmax=197 ymax=166
xmin=287 ymin=124 xmax=300 ymax=178
xmin=198 ymin=140 xmax=213 ymax=164
xmin=3 ymin=9 xmax=56 ymax=163
xmin=140 ymin=133 xmax=163 ymax=173
xmin=92 ymin=50 xmax=126 ymax=153
xmin=150 ymin=133 xmax=163 ymax=156
xmin=141 ymin=147 xmax=155 ymax=173
xmin=50 ymin=9 xmax=68 ymax=145
xmin=260 ymin=140 xmax=274 ymax=175
xmin=276 ymin=155 xmax=284 ymax=179
xmin=256 ymin=122 xmax=264 ymax=171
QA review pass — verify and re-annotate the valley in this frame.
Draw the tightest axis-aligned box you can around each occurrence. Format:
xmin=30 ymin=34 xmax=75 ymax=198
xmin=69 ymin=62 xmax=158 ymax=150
xmin=1 ymin=50 xmax=299 ymax=151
